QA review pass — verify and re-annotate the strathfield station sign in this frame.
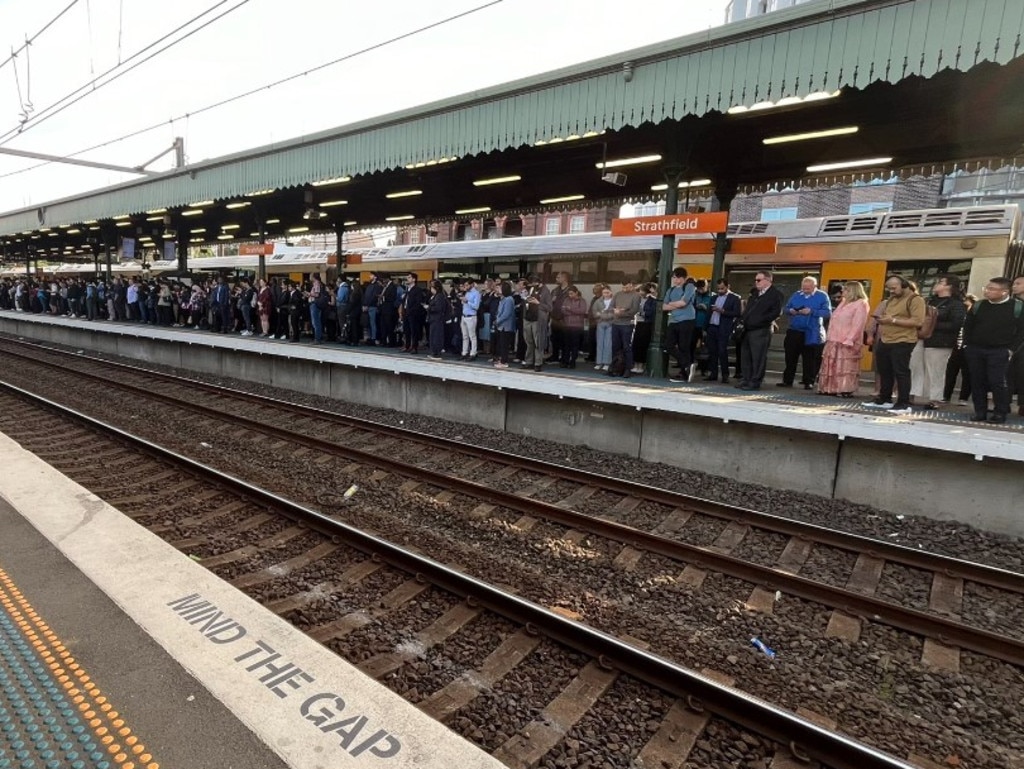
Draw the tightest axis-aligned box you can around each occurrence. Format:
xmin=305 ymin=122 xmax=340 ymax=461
xmin=610 ymin=212 xmax=728 ymax=236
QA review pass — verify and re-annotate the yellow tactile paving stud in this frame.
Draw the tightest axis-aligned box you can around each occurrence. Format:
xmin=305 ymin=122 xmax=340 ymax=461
xmin=0 ymin=566 xmax=159 ymax=769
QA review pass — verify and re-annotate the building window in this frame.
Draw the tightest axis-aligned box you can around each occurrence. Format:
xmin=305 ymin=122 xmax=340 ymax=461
xmin=849 ymin=202 xmax=894 ymax=215
xmin=761 ymin=206 xmax=798 ymax=221
xmin=545 ymin=217 xmax=561 ymax=236
xmin=569 ymin=215 xmax=586 ymax=234
xmin=408 ymin=229 xmax=420 ymax=245
xmin=638 ymin=201 xmax=666 ymax=217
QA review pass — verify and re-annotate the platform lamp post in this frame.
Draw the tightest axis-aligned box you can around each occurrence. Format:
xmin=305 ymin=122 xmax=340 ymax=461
xmin=646 ymin=164 xmax=686 ymax=379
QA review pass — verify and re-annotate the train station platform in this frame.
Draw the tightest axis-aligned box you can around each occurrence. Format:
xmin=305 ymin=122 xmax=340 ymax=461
xmin=2 ymin=310 xmax=1023 ymax=537
xmin=0 ymin=430 xmax=503 ymax=769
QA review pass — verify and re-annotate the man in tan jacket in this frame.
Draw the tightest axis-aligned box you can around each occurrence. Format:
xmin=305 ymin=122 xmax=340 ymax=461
xmin=863 ymin=275 xmax=927 ymax=414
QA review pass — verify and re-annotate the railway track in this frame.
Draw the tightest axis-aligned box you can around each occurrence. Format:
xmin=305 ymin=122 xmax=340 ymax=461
xmin=1 ymin=337 xmax=1023 ymax=767
xmin=0 ymin=381 xmax=915 ymax=769
xmin=1 ymin=337 xmax=1022 ymax=668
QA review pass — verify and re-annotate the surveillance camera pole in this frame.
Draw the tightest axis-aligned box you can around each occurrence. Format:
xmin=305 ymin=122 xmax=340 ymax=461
xmin=647 ymin=163 xmax=685 ymax=379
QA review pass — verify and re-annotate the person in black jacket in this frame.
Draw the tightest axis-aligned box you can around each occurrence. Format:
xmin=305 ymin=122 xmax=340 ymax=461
xmin=910 ymin=274 xmax=967 ymax=410
xmin=735 ymin=270 xmax=785 ymax=391
xmin=426 ymin=280 xmax=449 ymax=359
xmin=963 ymin=277 xmax=1024 ymax=423
xmin=704 ymin=278 xmax=743 ymax=383
xmin=401 ymin=273 xmax=428 ymax=353
xmin=287 ymin=282 xmax=305 ymax=342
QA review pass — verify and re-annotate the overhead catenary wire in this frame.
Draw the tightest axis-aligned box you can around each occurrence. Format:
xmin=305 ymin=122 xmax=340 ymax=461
xmin=0 ymin=0 xmax=82 ymax=72
xmin=0 ymin=0 xmax=253 ymax=145
xmin=0 ymin=0 xmax=504 ymax=175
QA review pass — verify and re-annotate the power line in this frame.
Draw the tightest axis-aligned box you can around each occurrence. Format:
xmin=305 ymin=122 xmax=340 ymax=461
xmin=0 ymin=0 xmax=504 ymax=177
xmin=0 ymin=0 xmax=252 ymax=145
xmin=0 ymin=0 xmax=82 ymax=72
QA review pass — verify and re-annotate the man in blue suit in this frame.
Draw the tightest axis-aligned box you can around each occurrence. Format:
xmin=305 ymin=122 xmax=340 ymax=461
xmin=778 ymin=276 xmax=832 ymax=389
xmin=703 ymin=278 xmax=742 ymax=383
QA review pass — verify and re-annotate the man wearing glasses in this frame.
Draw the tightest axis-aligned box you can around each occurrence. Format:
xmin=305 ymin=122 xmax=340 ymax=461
xmin=963 ymin=277 xmax=1024 ymax=423
xmin=734 ymin=271 xmax=784 ymax=391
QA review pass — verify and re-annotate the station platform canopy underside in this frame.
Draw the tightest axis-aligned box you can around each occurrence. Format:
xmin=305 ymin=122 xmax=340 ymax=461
xmin=1 ymin=0 xmax=1023 ymax=259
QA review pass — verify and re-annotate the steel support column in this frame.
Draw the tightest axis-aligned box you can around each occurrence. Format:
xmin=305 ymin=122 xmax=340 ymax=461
xmin=647 ymin=166 xmax=683 ymax=379
xmin=710 ymin=183 xmax=737 ymax=284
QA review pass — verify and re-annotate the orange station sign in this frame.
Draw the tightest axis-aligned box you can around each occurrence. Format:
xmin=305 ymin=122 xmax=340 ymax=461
xmin=677 ymin=236 xmax=778 ymax=255
xmin=611 ymin=211 xmax=728 ymax=237
xmin=239 ymin=244 xmax=274 ymax=255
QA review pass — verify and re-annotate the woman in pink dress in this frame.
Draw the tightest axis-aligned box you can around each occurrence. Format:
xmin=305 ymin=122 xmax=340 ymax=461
xmin=818 ymin=281 xmax=869 ymax=397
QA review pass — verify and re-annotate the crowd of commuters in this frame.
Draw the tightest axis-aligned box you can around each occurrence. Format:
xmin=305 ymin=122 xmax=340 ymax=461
xmin=2 ymin=270 xmax=1023 ymax=421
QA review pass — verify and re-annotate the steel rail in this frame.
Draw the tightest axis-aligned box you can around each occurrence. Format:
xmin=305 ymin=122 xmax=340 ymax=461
xmin=2 ymin=337 xmax=1020 ymax=595
xmin=5 ymin=352 xmax=1024 ymax=667
xmin=0 ymin=378 xmax=919 ymax=769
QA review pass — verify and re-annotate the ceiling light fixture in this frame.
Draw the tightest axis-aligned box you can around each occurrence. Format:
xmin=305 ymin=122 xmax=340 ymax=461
xmin=189 ymin=200 xmax=214 ymax=207
xmin=343 ymin=220 xmax=357 ymax=226
xmin=763 ymin=126 xmax=859 ymax=145
xmin=312 ymin=176 xmax=351 ymax=186
xmin=191 ymin=228 xmax=207 ymax=234
xmin=288 ymin=226 xmax=310 ymax=233
xmin=596 ymin=154 xmax=662 ymax=169
xmin=455 ymin=206 xmax=491 ymax=215
xmin=650 ymin=178 xmax=712 ymax=191
xmin=319 ymin=200 xmax=348 ymax=207
xmin=226 ymin=201 xmax=251 ymax=209
xmin=806 ymin=156 xmax=893 ymax=172
xmin=217 ymin=234 xmax=234 ymax=240
xmin=265 ymin=218 xmax=280 ymax=225
xmin=182 ymin=209 xmax=203 ymax=217
xmin=385 ymin=190 xmax=423 ymax=199
xmin=728 ymin=90 xmax=841 ymax=115
xmin=385 ymin=215 xmax=415 ymax=222
xmin=539 ymin=194 xmax=585 ymax=204
xmin=145 ymin=208 xmax=167 ymax=214
xmin=245 ymin=189 xmax=275 ymax=197
xmin=222 ymin=224 xmax=240 ymax=230
xmin=473 ymin=175 xmax=521 ymax=187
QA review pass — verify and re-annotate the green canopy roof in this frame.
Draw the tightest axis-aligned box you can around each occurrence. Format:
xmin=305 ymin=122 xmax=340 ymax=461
xmin=2 ymin=0 xmax=1023 ymax=236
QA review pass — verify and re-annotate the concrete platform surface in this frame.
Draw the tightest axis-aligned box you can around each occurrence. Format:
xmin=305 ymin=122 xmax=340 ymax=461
xmin=2 ymin=311 xmax=1020 ymax=462
xmin=0 ymin=429 xmax=503 ymax=769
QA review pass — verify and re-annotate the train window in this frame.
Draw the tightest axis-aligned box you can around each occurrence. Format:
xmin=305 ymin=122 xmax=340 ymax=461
xmin=606 ymin=257 xmax=654 ymax=286
xmin=886 ymin=260 xmax=971 ymax=296
xmin=577 ymin=259 xmax=599 ymax=282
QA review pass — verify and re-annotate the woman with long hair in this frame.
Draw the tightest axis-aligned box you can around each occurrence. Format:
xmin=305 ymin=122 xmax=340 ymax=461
xmin=426 ymin=280 xmax=449 ymax=360
xmin=817 ymin=281 xmax=870 ymax=397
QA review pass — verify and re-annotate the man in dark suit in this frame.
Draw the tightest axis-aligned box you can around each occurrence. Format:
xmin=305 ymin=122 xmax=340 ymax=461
xmin=401 ymin=273 xmax=428 ymax=353
xmin=703 ymin=278 xmax=742 ymax=383
xmin=735 ymin=270 xmax=785 ymax=391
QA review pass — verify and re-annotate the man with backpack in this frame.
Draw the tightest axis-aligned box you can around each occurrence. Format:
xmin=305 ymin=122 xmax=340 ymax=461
xmin=963 ymin=276 xmax=1024 ymax=423
xmin=862 ymin=275 xmax=926 ymax=414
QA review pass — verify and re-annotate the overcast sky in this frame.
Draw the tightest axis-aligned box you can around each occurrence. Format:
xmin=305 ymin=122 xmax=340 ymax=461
xmin=0 ymin=0 xmax=730 ymax=214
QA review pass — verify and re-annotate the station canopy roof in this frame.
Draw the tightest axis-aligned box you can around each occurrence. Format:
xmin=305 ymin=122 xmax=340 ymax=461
xmin=2 ymin=0 xmax=1023 ymax=256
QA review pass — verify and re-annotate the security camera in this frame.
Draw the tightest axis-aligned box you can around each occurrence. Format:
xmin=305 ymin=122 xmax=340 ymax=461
xmin=602 ymin=172 xmax=628 ymax=186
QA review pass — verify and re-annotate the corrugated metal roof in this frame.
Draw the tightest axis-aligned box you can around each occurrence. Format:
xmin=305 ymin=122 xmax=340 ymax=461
xmin=3 ymin=0 xmax=1023 ymax=234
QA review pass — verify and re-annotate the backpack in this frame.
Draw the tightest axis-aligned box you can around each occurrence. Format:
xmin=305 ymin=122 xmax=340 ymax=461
xmin=916 ymin=296 xmax=938 ymax=340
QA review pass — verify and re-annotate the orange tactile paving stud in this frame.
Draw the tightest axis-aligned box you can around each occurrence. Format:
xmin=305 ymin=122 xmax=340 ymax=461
xmin=0 ymin=564 xmax=160 ymax=768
